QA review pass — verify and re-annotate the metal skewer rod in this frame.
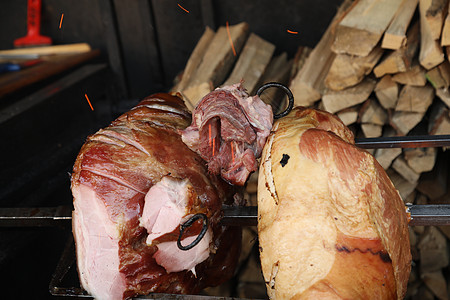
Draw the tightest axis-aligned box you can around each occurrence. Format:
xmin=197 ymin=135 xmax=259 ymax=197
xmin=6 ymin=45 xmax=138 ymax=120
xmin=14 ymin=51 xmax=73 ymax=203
xmin=3 ymin=205 xmax=450 ymax=227
xmin=355 ymin=134 xmax=450 ymax=149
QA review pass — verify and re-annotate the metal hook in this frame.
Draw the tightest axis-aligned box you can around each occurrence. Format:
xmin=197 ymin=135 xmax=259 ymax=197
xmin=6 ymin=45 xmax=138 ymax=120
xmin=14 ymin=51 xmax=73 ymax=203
xmin=177 ymin=213 xmax=208 ymax=251
xmin=256 ymin=82 xmax=294 ymax=119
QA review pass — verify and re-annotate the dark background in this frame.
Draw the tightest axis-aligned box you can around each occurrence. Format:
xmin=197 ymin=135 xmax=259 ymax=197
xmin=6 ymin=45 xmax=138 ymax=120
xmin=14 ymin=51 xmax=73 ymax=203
xmin=0 ymin=0 xmax=342 ymax=298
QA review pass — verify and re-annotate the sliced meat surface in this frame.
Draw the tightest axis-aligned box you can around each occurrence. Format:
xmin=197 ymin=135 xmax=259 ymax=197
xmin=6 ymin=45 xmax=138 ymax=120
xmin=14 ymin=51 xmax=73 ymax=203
xmin=182 ymin=83 xmax=273 ymax=185
xmin=72 ymin=93 xmax=241 ymax=300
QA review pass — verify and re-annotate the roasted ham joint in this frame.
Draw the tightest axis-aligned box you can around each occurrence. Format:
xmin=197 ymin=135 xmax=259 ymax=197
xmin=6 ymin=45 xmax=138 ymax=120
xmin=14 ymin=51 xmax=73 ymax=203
xmin=71 ymin=83 xmax=272 ymax=299
xmin=71 ymin=82 xmax=411 ymax=300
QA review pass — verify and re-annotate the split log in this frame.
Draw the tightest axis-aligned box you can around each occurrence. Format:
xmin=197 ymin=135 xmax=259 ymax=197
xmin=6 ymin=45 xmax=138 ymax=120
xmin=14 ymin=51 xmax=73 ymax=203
xmin=390 ymin=110 xmax=426 ymax=135
xmin=374 ymin=21 xmax=420 ymax=77
xmin=392 ymin=156 xmax=421 ymax=183
xmin=382 ymin=0 xmax=419 ymax=50
xmin=395 ymin=84 xmax=435 ymax=113
xmin=418 ymin=226 xmax=449 ymax=272
xmin=337 ymin=106 xmax=359 ymax=125
xmin=172 ymin=27 xmax=215 ymax=94
xmin=422 ymin=271 xmax=449 ymax=300
xmin=429 ymin=100 xmax=450 ymax=134
xmin=374 ymin=75 xmax=399 ymax=109
xmin=375 ymin=140 xmax=402 ymax=170
xmin=421 ymin=0 xmax=448 ymax=40
xmin=331 ymin=0 xmax=404 ymax=56
xmin=183 ymin=22 xmax=249 ymax=108
xmin=392 ymin=64 xmax=427 ymax=86
xmin=404 ymin=147 xmax=437 ymax=173
xmin=412 ymin=285 xmax=436 ymax=300
xmin=325 ymin=46 xmax=383 ymax=91
xmin=289 ymin=24 xmax=336 ymax=106
xmin=387 ymin=168 xmax=418 ymax=200
xmin=441 ymin=1 xmax=450 ymax=45
xmin=224 ymin=33 xmax=275 ymax=94
xmin=290 ymin=0 xmax=354 ymax=107
xmin=417 ymin=150 xmax=449 ymax=200
xmin=322 ymin=77 xmax=376 ymax=113
xmin=359 ymin=98 xmax=388 ymax=125
xmin=419 ymin=0 xmax=445 ymax=69
xmin=425 ymin=60 xmax=450 ymax=88
xmin=361 ymin=123 xmax=383 ymax=137
xmin=435 ymin=87 xmax=450 ymax=107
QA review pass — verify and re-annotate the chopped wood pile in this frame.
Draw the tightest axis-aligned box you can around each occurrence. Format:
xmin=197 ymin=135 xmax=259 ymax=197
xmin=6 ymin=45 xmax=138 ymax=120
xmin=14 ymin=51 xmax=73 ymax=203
xmin=171 ymin=0 xmax=450 ymax=298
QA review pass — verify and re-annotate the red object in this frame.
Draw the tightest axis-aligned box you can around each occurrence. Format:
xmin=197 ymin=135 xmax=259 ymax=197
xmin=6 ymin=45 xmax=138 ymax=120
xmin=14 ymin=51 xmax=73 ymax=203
xmin=14 ymin=0 xmax=52 ymax=47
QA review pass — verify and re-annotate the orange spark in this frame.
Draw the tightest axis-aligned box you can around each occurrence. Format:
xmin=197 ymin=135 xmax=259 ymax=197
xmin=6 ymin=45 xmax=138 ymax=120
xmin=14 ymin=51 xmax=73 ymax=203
xmin=209 ymin=123 xmax=212 ymax=147
xmin=287 ymin=29 xmax=298 ymax=34
xmin=178 ymin=3 xmax=190 ymax=13
xmin=59 ymin=13 xmax=64 ymax=29
xmin=231 ymin=143 xmax=235 ymax=163
xmin=226 ymin=21 xmax=237 ymax=56
xmin=84 ymin=93 xmax=94 ymax=111
xmin=212 ymin=138 xmax=215 ymax=157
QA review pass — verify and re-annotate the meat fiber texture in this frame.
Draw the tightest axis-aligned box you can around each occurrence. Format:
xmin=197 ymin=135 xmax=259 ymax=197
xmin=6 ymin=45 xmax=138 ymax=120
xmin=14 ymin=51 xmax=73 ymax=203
xmin=71 ymin=93 xmax=241 ymax=300
xmin=258 ymin=107 xmax=411 ymax=299
xmin=182 ymin=83 xmax=273 ymax=186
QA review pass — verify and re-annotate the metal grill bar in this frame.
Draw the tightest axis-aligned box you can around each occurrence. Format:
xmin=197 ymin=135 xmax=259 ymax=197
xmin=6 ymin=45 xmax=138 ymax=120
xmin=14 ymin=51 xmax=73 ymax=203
xmin=355 ymin=134 xmax=450 ymax=149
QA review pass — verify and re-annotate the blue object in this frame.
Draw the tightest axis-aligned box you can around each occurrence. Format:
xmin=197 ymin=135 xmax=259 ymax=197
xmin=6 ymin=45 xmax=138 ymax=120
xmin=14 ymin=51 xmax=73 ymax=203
xmin=0 ymin=63 xmax=21 ymax=73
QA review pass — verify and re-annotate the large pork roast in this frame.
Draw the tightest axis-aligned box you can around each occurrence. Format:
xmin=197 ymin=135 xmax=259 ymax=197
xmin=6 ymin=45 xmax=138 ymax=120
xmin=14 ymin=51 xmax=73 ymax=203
xmin=258 ymin=107 xmax=411 ymax=299
xmin=72 ymin=93 xmax=242 ymax=300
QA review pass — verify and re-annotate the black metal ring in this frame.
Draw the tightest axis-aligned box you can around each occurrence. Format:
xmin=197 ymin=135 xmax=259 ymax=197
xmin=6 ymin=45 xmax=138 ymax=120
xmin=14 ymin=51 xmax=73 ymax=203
xmin=256 ymin=82 xmax=294 ymax=119
xmin=177 ymin=213 xmax=208 ymax=251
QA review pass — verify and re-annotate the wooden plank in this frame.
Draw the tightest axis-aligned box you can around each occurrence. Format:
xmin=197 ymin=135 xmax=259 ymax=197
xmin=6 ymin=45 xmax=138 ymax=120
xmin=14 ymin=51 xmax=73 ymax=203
xmin=392 ymin=64 xmax=427 ymax=86
xmin=172 ymin=27 xmax=216 ymax=93
xmin=374 ymin=21 xmax=420 ymax=77
xmin=114 ymin=0 xmax=166 ymax=98
xmin=425 ymin=60 xmax=450 ymax=88
xmin=421 ymin=0 xmax=448 ymax=40
xmin=223 ymin=33 xmax=276 ymax=94
xmin=0 ymin=51 xmax=100 ymax=99
xmin=441 ymin=2 xmax=450 ymax=45
xmin=322 ymin=78 xmax=376 ymax=113
xmin=331 ymin=0 xmax=404 ymax=56
xmin=325 ymin=45 xmax=383 ymax=91
xmin=152 ymin=0 xmax=207 ymax=87
xmin=359 ymin=98 xmax=388 ymax=125
xmin=395 ymin=84 xmax=434 ymax=113
xmin=289 ymin=0 xmax=353 ymax=107
xmin=374 ymin=75 xmax=399 ymax=109
xmin=382 ymin=0 xmax=419 ymax=50
xmin=419 ymin=0 xmax=446 ymax=69
xmin=183 ymin=22 xmax=250 ymax=108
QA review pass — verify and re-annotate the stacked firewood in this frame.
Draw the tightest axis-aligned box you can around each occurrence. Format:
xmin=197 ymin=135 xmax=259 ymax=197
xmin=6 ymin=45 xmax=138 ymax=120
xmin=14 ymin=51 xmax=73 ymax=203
xmin=172 ymin=1 xmax=450 ymax=297
xmin=289 ymin=0 xmax=450 ymax=298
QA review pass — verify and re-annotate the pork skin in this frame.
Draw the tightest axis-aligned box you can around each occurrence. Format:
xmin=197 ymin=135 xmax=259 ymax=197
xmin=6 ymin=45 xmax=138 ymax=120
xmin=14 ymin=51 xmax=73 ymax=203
xmin=72 ymin=93 xmax=241 ymax=300
xmin=258 ymin=107 xmax=411 ymax=299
